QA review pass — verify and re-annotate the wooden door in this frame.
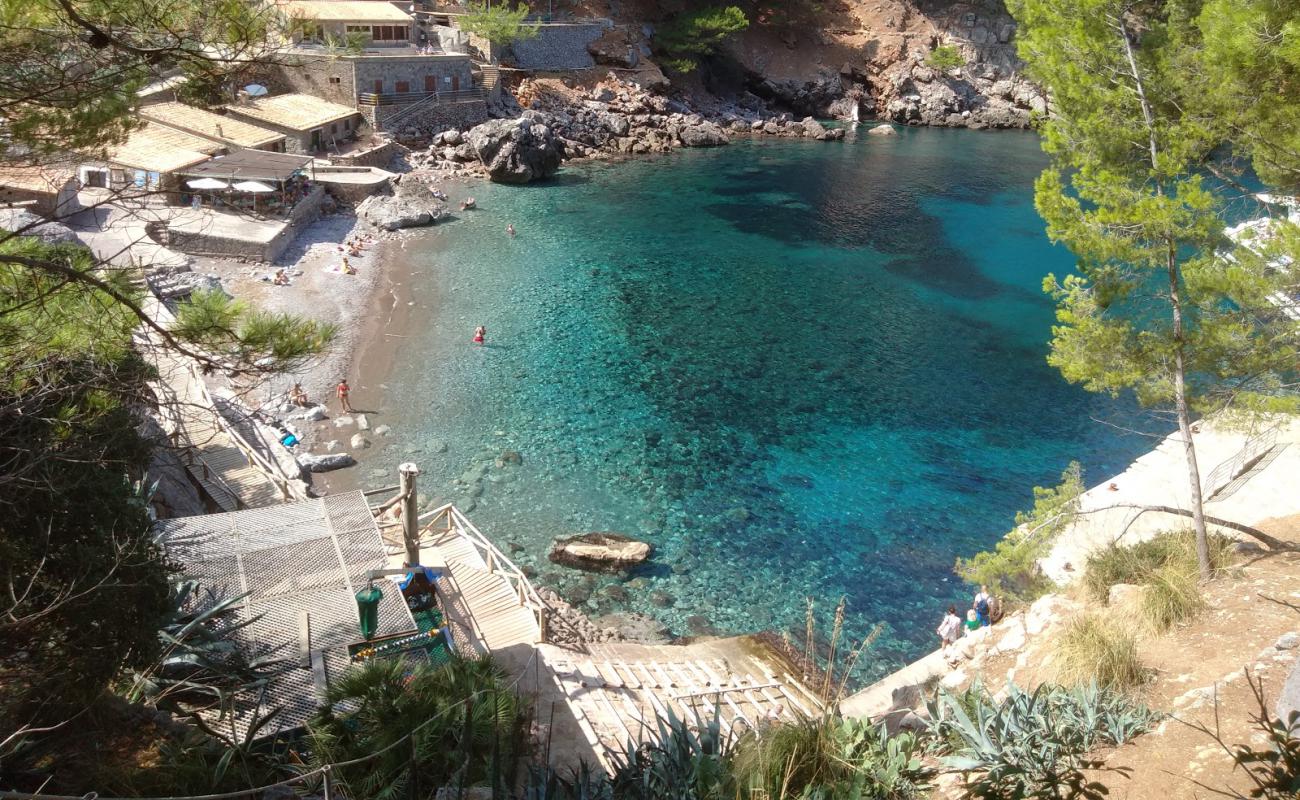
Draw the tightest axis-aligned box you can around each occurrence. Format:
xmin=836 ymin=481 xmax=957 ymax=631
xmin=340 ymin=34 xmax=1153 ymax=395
xmin=425 ymin=75 xmax=436 ymax=93
xmin=451 ymin=74 xmax=459 ymax=92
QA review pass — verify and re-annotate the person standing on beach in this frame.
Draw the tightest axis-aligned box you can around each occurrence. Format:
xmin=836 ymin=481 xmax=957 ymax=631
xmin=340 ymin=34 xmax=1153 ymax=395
xmin=473 ymin=325 xmax=486 ymax=345
xmin=336 ymin=379 xmax=354 ymax=413
xmin=974 ymin=585 xmax=992 ymax=627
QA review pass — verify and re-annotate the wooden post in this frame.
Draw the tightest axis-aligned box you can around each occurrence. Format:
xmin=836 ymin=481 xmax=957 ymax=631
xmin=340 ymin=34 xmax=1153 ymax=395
xmin=399 ymin=462 xmax=420 ymax=566
xmin=537 ymin=606 xmax=547 ymax=643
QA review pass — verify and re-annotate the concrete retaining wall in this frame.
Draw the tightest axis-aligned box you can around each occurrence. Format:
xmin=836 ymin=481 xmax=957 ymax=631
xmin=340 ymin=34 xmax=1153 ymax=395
xmin=165 ymin=186 xmax=327 ymax=262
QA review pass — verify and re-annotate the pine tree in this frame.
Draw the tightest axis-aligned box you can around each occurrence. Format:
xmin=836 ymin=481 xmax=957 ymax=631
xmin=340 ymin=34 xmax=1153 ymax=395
xmin=1009 ymin=0 xmax=1300 ymax=578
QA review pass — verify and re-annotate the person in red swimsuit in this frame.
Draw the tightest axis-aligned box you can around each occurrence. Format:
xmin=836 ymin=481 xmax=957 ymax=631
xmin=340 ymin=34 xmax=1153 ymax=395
xmin=472 ymin=325 xmax=486 ymax=345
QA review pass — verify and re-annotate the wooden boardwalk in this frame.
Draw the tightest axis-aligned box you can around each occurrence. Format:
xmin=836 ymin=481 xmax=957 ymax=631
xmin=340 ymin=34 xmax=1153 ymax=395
xmin=385 ymin=508 xmax=543 ymax=657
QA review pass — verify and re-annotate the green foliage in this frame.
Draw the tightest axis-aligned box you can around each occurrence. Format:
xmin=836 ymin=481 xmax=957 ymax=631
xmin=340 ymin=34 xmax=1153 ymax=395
xmin=1008 ymin=0 xmax=1300 ymax=581
xmin=926 ymin=45 xmax=964 ymax=70
xmin=610 ymin=704 xmax=735 ymax=800
xmin=0 ymin=0 xmax=282 ymax=156
xmin=654 ymin=6 xmax=748 ymax=72
xmin=926 ymin=681 xmax=1158 ymax=798
xmin=1196 ymin=0 xmax=1300 ymax=193
xmin=306 ymin=654 xmax=524 ymax=800
xmin=955 ymin=462 xmax=1084 ymax=602
xmin=121 ymin=580 xmax=290 ymax=711
xmin=730 ymin=715 xmax=931 ymax=799
xmin=459 ymin=1 xmax=539 ymax=48
xmin=1139 ymin=562 xmax=1204 ymax=633
xmin=1055 ymin=613 xmax=1149 ymax=690
xmin=172 ymin=289 xmax=337 ymax=374
xmin=1081 ymin=529 xmax=1234 ymax=605
xmin=0 ymin=238 xmax=171 ymax=738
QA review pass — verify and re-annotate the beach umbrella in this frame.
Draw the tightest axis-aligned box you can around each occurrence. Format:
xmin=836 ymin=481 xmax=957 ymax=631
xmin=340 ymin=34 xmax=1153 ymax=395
xmin=187 ymin=177 xmax=229 ymax=189
xmin=232 ymin=180 xmax=275 ymax=193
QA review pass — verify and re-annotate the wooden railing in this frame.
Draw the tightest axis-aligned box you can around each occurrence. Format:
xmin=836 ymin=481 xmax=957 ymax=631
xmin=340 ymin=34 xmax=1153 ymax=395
xmin=1202 ymin=425 xmax=1280 ymax=499
xmin=418 ymin=503 xmax=550 ymax=642
xmin=357 ymin=88 xmax=485 ymax=107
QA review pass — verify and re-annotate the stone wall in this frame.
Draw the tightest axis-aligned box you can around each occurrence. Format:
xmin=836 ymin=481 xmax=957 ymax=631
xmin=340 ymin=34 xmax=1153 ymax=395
xmin=165 ymin=186 xmax=327 ymax=262
xmin=266 ymin=56 xmax=356 ymax=107
xmin=330 ymin=140 xmax=399 ymax=169
xmin=352 ymin=55 xmax=476 ymax=96
xmin=507 ymin=21 xmax=610 ymax=70
xmin=383 ymin=98 xmax=490 ymax=140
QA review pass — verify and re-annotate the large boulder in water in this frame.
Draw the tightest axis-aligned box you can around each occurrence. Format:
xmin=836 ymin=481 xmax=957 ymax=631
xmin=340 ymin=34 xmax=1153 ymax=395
xmin=466 ymin=113 xmax=564 ymax=184
xmin=549 ymin=532 xmax=652 ymax=572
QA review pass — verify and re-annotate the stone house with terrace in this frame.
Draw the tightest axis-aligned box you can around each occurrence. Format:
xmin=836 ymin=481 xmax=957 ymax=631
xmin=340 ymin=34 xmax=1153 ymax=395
xmin=140 ymin=102 xmax=288 ymax=153
xmin=223 ymin=93 xmax=365 ymax=154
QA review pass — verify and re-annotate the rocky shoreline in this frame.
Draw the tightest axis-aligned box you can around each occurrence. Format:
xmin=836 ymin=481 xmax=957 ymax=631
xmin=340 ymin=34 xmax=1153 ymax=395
xmin=403 ymin=73 xmax=850 ymax=181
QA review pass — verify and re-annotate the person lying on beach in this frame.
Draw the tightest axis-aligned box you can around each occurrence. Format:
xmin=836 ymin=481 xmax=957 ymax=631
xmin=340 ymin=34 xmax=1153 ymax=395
xmin=289 ymin=383 xmax=310 ymax=407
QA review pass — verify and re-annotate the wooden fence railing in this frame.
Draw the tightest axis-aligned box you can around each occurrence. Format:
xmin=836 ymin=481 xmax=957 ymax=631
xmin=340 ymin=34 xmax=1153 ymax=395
xmin=419 ymin=503 xmax=550 ymax=642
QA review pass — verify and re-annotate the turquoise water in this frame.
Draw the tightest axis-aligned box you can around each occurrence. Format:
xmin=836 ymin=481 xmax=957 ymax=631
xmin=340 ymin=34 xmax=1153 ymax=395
xmin=369 ymin=126 xmax=1151 ymax=678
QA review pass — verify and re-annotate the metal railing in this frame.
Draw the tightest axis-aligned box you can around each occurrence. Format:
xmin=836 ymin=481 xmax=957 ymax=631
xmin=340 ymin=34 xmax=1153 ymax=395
xmin=357 ymin=88 xmax=485 ymax=107
xmin=418 ymin=503 xmax=550 ymax=643
xmin=1202 ymin=425 xmax=1279 ymax=499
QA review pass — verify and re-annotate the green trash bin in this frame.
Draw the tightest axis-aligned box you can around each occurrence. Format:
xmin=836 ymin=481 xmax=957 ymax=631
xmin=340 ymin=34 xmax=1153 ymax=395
xmin=355 ymin=585 xmax=384 ymax=640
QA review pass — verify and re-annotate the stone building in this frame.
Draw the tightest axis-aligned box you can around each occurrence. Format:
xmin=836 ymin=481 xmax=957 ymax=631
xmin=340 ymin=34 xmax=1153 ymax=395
xmin=281 ymin=0 xmax=416 ymax=47
xmin=223 ymin=93 xmax=365 ymax=154
xmin=0 ymin=165 xmax=82 ymax=219
xmin=78 ymin=122 xmax=222 ymax=197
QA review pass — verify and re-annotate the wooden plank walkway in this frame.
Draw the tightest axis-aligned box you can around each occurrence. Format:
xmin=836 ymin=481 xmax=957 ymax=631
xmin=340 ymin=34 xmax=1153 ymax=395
xmin=419 ymin=526 xmax=541 ymax=655
xmin=143 ymin=298 xmax=286 ymax=511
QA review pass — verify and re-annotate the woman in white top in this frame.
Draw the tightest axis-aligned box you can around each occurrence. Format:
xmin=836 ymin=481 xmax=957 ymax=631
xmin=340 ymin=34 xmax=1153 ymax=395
xmin=937 ymin=605 xmax=963 ymax=664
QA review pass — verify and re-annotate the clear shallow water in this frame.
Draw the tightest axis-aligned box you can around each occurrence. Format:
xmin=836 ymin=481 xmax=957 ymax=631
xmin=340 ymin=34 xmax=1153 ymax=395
xmin=369 ymin=126 xmax=1152 ymax=679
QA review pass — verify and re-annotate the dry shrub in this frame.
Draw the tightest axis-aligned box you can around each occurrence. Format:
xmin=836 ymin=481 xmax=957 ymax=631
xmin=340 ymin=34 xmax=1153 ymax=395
xmin=1055 ymin=613 xmax=1149 ymax=691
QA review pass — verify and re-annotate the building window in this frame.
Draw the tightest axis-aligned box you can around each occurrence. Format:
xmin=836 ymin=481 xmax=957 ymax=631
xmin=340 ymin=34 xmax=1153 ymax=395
xmin=396 ymin=80 xmax=410 ymax=93
xmin=374 ymin=79 xmax=383 ymax=94
xmin=329 ymin=76 xmax=341 ymax=84
xmin=371 ymin=25 xmax=407 ymax=41
xmin=331 ymin=123 xmax=337 ymax=134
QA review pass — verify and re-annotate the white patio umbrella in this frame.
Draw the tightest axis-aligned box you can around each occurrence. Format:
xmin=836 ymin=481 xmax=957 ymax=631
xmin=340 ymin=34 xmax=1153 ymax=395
xmin=243 ymin=83 xmax=269 ymax=97
xmin=232 ymin=180 xmax=275 ymax=192
xmin=187 ymin=177 xmax=229 ymax=189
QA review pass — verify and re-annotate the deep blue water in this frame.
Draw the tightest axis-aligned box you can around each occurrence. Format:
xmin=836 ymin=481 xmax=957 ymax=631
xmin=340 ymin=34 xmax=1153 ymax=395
xmin=367 ymin=126 xmax=1152 ymax=679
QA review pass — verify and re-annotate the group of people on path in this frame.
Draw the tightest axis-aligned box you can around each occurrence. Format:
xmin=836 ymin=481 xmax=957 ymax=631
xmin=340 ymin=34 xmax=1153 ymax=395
xmin=936 ymin=585 xmax=998 ymax=665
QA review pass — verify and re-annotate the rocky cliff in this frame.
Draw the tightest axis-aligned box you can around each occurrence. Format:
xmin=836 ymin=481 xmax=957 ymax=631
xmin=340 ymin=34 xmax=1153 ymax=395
xmin=582 ymin=0 xmax=1044 ymax=129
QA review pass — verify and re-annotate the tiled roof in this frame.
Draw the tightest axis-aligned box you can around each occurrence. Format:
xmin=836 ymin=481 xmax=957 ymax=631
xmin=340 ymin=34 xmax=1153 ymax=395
xmin=281 ymin=0 xmax=414 ymax=22
xmin=140 ymin=102 xmax=285 ymax=148
xmin=225 ymin=93 xmax=360 ymax=131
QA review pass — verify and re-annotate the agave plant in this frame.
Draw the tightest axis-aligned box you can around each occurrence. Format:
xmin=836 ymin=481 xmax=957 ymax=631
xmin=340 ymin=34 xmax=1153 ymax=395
xmin=609 ymin=703 xmax=735 ymax=800
xmin=522 ymin=761 xmax=614 ymax=800
xmin=925 ymin=681 xmax=1158 ymax=799
xmin=122 ymin=579 xmax=287 ymax=710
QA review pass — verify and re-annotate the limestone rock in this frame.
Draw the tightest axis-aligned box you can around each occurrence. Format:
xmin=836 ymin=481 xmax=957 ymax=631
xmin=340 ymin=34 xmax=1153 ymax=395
xmin=298 ymin=452 xmax=356 ymax=473
xmin=549 ymin=532 xmax=652 ymax=572
xmin=868 ymin=124 xmax=899 ymax=136
xmin=355 ymin=413 xmax=370 ymax=431
xmin=1108 ymin=583 xmax=1146 ymax=609
xmin=350 ymin=433 xmax=371 ymax=449
xmin=678 ymin=122 xmax=728 ymax=147
xmin=466 ymin=113 xmax=565 ymax=184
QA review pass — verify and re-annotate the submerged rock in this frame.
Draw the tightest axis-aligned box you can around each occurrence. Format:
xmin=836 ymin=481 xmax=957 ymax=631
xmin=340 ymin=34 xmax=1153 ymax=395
xmin=591 ymin=612 xmax=672 ymax=644
xmin=549 ymin=532 xmax=652 ymax=572
xmin=467 ymin=113 xmax=564 ymax=184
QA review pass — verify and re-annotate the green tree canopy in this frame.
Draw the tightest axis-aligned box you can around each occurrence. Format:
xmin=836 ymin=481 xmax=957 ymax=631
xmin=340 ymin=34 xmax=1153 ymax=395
xmin=459 ymin=1 xmax=539 ymax=49
xmin=1009 ymin=0 xmax=1300 ymax=577
xmin=655 ymin=5 xmax=749 ymax=73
